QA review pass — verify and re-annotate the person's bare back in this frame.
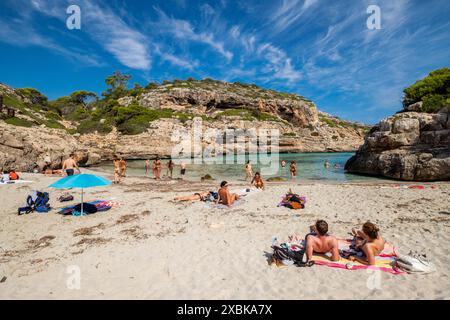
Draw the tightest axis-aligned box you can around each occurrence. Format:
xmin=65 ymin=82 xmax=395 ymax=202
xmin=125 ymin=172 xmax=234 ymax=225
xmin=306 ymin=220 xmax=340 ymax=262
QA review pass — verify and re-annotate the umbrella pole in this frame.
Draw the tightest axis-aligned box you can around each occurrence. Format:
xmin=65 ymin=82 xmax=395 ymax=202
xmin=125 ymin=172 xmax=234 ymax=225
xmin=81 ymin=188 xmax=84 ymax=216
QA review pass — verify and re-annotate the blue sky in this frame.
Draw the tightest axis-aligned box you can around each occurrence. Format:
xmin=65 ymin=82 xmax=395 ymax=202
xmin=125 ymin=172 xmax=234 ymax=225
xmin=0 ymin=0 xmax=449 ymax=124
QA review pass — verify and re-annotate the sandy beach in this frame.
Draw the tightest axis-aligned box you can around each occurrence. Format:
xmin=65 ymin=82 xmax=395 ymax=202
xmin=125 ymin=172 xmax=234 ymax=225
xmin=0 ymin=171 xmax=449 ymax=300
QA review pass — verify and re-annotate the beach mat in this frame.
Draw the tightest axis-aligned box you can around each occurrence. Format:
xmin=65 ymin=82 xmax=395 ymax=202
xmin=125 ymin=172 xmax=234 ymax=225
xmin=0 ymin=180 xmax=33 ymax=186
xmin=204 ymin=199 xmax=246 ymax=209
xmin=311 ymin=239 xmax=404 ymax=275
xmin=58 ymin=200 xmax=116 ymax=215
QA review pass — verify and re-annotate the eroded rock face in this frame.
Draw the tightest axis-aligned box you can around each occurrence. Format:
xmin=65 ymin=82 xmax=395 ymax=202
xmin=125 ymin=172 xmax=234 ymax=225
xmin=137 ymin=88 xmax=320 ymax=127
xmin=346 ymin=109 xmax=450 ymax=181
xmin=0 ymin=122 xmax=101 ymax=172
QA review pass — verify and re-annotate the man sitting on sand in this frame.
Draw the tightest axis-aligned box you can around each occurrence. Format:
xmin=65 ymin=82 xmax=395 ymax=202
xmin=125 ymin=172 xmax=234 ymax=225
xmin=62 ymin=154 xmax=80 ymax=176
xmin=349 ymin=221 xmax=385 ymax=266
xmin=305 ymin=220 xmax=340 ymax=263
xmin=217 ymin=181 xmax=241 ymax=207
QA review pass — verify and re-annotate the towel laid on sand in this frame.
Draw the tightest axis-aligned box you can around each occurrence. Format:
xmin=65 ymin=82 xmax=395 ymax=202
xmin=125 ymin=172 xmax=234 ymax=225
xmin=204 ymin=199 xmax=246 ymax=209
xmin=311 ymin=239 xmax=404 ymax=275
xmin=272 ymin=237 xmax=404 ymax=275
xmin=0 ymin=180 xmax=33 ymax=186
xmin=58 ymin=200 xmax=118 ymax=215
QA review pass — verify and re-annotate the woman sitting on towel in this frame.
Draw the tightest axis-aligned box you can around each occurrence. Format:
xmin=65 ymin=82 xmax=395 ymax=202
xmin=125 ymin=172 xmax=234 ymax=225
xmin=251 ymin=172 xmax=265 ymax=190
xmin=349 ymin=221 xmax=385 ymax=266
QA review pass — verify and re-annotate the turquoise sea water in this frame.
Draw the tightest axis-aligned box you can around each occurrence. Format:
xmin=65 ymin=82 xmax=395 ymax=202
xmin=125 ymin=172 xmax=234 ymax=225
xmin=94 ymin=153 xmax=382 ymax=183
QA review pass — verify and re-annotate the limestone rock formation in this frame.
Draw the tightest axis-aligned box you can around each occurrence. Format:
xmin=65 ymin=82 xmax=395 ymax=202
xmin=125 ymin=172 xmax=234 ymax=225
xmin=345 ymin=109 xmax=450 ymax=181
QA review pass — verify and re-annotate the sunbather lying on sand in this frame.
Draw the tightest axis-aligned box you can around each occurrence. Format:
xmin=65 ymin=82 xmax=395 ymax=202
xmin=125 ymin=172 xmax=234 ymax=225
xmin=349 ymin=221 xmax=385 ymax=266
xmin=174 ymin=191 xmax=218 ymax=202
xmin=217 ymin=181 xmax=241 ymax=207
xmin=305 ymin=220 xmax=340 ymax=263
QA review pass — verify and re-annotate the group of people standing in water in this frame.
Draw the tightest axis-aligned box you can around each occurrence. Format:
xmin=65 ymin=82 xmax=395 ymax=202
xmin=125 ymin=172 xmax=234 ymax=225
xmin=145 ymin=158 xmax=187 ymax=181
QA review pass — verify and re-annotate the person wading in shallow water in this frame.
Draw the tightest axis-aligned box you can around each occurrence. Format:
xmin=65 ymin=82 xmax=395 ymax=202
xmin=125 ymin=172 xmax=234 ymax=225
xmin=290 ymin=161 xmax=297 ymax=179
xmin=167 ymin=159 xmax=174 ymax=179
xmin=145 ymin=159 xmax=150 ymax=175
xmin=153 ymin=157 xmax=162 ymax=180
xmin=180 ymin=161 xmax=187 ymax=180
xmin=245 ymin=160 xmax=253 ymax=181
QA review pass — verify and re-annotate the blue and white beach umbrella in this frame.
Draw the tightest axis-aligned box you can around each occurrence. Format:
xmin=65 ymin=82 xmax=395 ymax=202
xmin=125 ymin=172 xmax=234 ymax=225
xmin=49 ymin=174 xmax=112 ymax=215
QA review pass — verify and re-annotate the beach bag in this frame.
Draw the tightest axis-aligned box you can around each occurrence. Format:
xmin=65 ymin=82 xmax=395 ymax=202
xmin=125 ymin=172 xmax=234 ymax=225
xmin=18 ymin=191 xmax=51 ymax=215
xmin=284 ymin=194 xmax=306 ymax=210
xmin=272 ymin=245 xmax=307 ymax=267
xmin=34 ymin=192 xmax=51 ymax=213
xmin=58 ymin=194 xmax=74 ymax=202
xmin=395 ymin=252 xmax=436 ymax=274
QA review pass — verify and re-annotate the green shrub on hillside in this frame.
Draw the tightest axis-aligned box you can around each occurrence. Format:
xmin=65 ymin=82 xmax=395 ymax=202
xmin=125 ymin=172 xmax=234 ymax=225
xmin=403 ymin=67 xmax=450 ymax=112
xmin=4 ymin=117 xmax=34 ymax=127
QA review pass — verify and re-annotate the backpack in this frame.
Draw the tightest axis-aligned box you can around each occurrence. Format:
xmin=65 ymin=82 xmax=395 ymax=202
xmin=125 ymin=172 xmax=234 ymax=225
xmin=18 ymin=191 xmax=51 ymax=215
xmin=272 ymin=245 xmax=307 ymax=267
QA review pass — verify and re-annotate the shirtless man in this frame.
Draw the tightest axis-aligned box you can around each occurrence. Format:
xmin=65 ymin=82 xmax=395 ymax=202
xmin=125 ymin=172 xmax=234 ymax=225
xmin=305 ymin=220 xmax=340 ymax=262
xmin=113 ymin=156 xmax=122 ymax=184
xmin=62 ymin=154 xmax=80 ymax=176
xmin=217 ymin=181 xmax=241 ymax=208
xmin=349 ymin=222 xmax=385 ymax=266
xmin=180 ymin=161 xmax=187 ymax=180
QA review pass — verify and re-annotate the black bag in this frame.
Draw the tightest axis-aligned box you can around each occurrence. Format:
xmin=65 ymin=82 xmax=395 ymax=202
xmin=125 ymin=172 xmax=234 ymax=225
xmin=272 ymin=245 xmax=306 ymax=267
xmin=73 ymin=203 xmax=98 ymax=214
xmin=58 ymin=194 xmax=74 ymax=202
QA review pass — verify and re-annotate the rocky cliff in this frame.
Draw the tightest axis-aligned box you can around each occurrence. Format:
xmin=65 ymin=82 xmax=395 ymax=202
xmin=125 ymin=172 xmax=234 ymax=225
xmin=345 ymin=109 xmax=450 ymax=181
xmin=346 ymin=68 xmax=450 ymax=181
xmin=0 ymin=79 xmax=368 ymax=171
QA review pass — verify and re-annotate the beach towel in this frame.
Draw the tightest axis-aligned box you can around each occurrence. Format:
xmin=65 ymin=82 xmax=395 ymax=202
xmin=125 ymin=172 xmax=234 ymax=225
xmin=271 ymin=238 xmax=404 ymax=275
xmin=0 ymin=180 xmax=33 ymax=186
xmin=311 ymin=239 xmax=404 ymax=275
xmin=58 ymin=200 xmax=117 ymax=215
xmin=204 ymin=199 xmax=246 ymax=209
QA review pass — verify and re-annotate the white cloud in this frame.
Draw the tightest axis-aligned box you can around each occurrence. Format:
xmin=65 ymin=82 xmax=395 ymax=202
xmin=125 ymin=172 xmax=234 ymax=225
xmin=154 ymin=7 xmax=234 ymax=61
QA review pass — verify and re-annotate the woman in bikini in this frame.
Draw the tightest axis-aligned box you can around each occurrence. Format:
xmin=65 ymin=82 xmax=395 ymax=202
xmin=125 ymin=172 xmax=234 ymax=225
xmin=153 ymin=157 xmax=162 ymax=180
xmin=167 ymin=159 xmax=174 ymax=179
xmin=349 ymin=221 xmax=385 ymax=266
xmin=174 ymin=191 xmax=218 ymax=202
xmin=290 ymin=161 xmax=297 ymax=179
xmin=251 ymin=172 xmax=265 ymax=190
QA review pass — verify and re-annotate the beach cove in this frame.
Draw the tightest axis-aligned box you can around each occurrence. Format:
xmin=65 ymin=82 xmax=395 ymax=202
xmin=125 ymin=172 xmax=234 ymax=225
xmin=1 ymin=170 xmax=449 ymax=299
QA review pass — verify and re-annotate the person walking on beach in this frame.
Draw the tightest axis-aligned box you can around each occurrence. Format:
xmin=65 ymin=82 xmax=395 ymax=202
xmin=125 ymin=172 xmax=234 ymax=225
xmin=217 ymin=181 xmax=241 ymax=208
xmin=180 ymin=161 xmax=187 ymax=180
xmin=153 ymin=157 xmax=162 ymax=180
xmin=167 ymin=159 xmax=174 ymax=179
xmin=245 ymin=160 xmax=253 ymax=181
xmin=62 ymin=154 xmax=80 ymax=176
xmin=305 ymin=220 xmax=340 ymax=263
xmin=145 ymin=159 xmax=150 ymax=175
xmin=290 ymin=161 xmax=297 ymax=179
